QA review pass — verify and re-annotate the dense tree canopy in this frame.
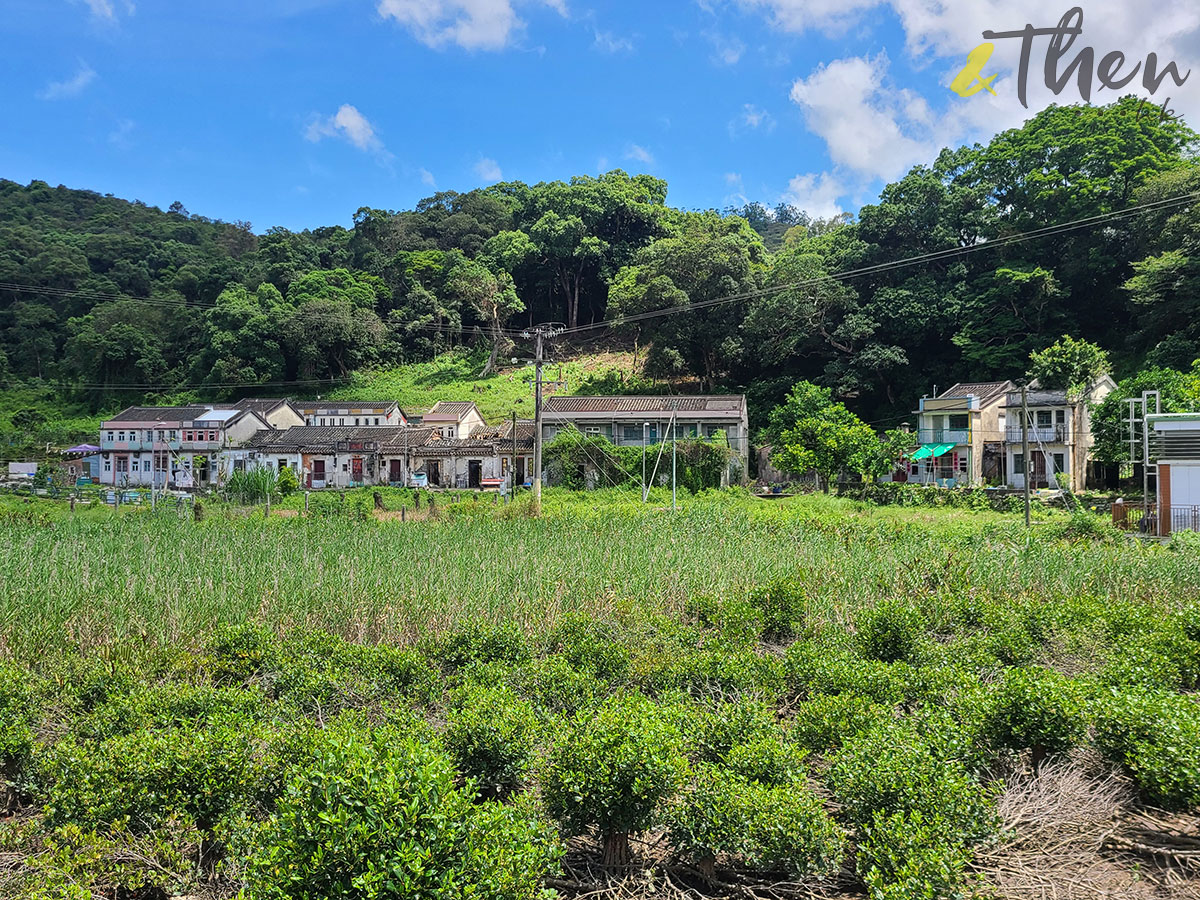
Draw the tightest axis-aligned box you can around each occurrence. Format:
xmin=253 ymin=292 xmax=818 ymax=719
xmin=2 ymin=97 xmax=1199 ymax=429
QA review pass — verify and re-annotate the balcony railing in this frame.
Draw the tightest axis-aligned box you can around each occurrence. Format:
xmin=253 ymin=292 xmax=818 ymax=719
xmin=1005 ymin=425 xmax=1069 ymax=444
xmin=101 ymin=440 xmax=182 ymax=451
xmin=917 ymin=429 xmax=969 ymax=445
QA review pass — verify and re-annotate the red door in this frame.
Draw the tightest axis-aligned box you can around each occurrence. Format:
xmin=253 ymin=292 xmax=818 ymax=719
xmin=351 ymin=458 xmax=364 ymax=483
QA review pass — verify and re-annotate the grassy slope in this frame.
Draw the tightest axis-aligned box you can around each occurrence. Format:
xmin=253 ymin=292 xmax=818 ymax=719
xmin=0 ymin=349 xmax=642 ymax=455
xmin=320 ymin=348 xmax=640 ymax=422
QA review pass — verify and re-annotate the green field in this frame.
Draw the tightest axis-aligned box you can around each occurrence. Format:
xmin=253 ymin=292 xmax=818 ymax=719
xmin=0 ymin=491 xmax=1197 ymax=900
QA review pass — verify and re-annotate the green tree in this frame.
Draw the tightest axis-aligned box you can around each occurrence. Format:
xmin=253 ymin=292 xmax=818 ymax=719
xmin=1028 ymin=335 xmax=1110 ymax=394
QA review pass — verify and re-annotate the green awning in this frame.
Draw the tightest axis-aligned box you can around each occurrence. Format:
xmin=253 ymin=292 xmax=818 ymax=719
xmin=909 ymin=442 xmax=956 ymax=461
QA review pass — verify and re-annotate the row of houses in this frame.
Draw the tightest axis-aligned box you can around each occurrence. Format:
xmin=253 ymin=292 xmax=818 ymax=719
xmin=82 ymin=395 xmax=752 ymax=491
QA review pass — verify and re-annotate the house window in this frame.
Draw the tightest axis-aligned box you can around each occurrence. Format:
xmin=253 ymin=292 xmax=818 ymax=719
xmin=1055 ymin=410 xmax=1066 ymax=425
xmin=623 ymin=425 xmax=640 ymax=441
xmin=375 ymin=418 xmax=380 ymax=425
xmin=208 ymin=430 xmax=217 ymax=441
xmin=143 ymin=460 xmax=151 ymax=472
xmin=1036 ymin=410 xmax=1052 ymax=427
xmin=234 ymin=460 xmax=246 ymax=472
xmin=183 ymin=431 xmax=192 ymax=442
xmin=116 ymin=457 xmax=129 ymax=473
xmin=585 ymin=426 xmax=602 ymax=436
xmin=1053 ymin=453 xmax=1065 ymax=473
xmin=103 ymin=458 xmax=112 ymax=472
xmin=169 ymin=431 xmax=177 ymax=440
xmin=1013 ymin=453 xmax=1025 ymax=475
xmin=948 ymin=414 xmax=968 ymax=430
xmin=117 ymin=431 xmax=126 ymax=442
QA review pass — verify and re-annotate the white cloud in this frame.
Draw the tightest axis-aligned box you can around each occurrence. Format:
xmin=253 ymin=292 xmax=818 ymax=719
xmin=475 ymin=157 xmax=503 ymax=182
xmin=108 ymin=118 xmax=135 ymax=148
xmin=625 ymin=144 xmax=654 ymax=165
xmin=706 ymin=30 xmax=745 ymax=65
xmin=37 ymin=61 xmax=97 ymax=100
xmin=737 ymin=0 xmax=883 ymax=37
xmin=419 ymin=167 xmax=436 ymax=186
xmin=306 ymin=104 xmax=387 ymax=155
xmin=593 ymin=29 xmax=634 ymax=53
xmin=76 ymin=0 xmax=134 ymax=21
xmin=783 ymin=172 xmax=848 ymax=219
xmin=377 ymin=0 xmax=567 ymax=51
xmin=790 ymin=53 xmax=943 ymax=183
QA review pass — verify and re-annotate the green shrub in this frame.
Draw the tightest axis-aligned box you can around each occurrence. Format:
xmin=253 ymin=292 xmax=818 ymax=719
xmin=206 ymin=623 xmax=282 ymax=685
xmin=980 ymin=667 xmax=1086 ymax=763
xmin=664 ymin=765 xmax=843 ymax=878
xmin=828 ymin=720 xmax=996 ymax=843
xmin=0 ymin=662 xmax=41 ymax=784
xmin=689 ymin=696 xmax=779 ymax=763
xmin=242 ymin=726 xmax=560 ymax=900
xmin=1093 ymin=688 xmax=1200 ymax=809
xmin=41 ymin=719 xmax=274 ymax=839
xmin=426 ymin=622 xmax=531 ymax=672
xmin=443 ymin=682 xmax=539 ymax=796
xmin=542 ymin=693 xmax=687 ymax=866
xmin=857 ymin=809 xmax=975 ymax=900
xmin=1100 ymin=628 xmax=1200 ymax=692
xmin=746 ymin=576 xmax=809 ymax=641
xmin=546 ymin=615 xmax=630 ymax=682
xmin=509 ymin=655 xmax=604 ymax=716
xmin=725 ymin=736 xmax=808 ymax=787
xmin=785 ymin=641 xmax=904 ymax=705
xmin=855 ymin=600 xmax=928 ymax=664
xmin=789 ymin=693 xmax=887 ymax=752
xmin=276 ymin=466 xmax=299 ymax=496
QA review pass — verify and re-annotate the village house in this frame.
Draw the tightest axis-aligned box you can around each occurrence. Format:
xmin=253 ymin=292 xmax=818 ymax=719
xmin=909 ymin=382 xmax=1014 ymax=487
xmin=422 ymin=401 xmax=486 ymax=440
xmin=237 ymin=425 xmax=437 ymax=489
xmin=540 ymin=395 xmax=750 ymax=481
xmin=471 ymin=418 xmax=536 ymax=488
xmin=211 ymin=398 xmax=305 ymax=430
xmin=1002 ymin=377 xmax=1116 ymax=493
xmin=99 ymin=404 xmax=271 ymax=488
xmin=1148 ymin=412 xmax=1200 ymax=535
xmin=293 ymin=400 xmax=407 ymax=427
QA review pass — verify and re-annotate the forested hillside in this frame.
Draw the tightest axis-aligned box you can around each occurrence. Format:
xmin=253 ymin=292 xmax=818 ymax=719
xmin=2 ymin=96 xmax=1198 ymax=429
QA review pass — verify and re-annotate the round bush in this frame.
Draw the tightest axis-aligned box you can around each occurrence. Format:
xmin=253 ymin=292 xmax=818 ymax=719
xmin=1093 ymin=688 xmax=1200 ymax=809
xmin=242 ymin=725 xmax=560 ymax=900
xmin=542 ymin=693 xmax=686 ymax=867
xmin=664 ymin=764 xmax=843 ymax=878
xmin=855 ymin=600 xmax=928 ymax=664
xmin=980 ymin=667 xmax=1086 ymax=763
xmin=443 ymin=681 xmax=539 ymax=796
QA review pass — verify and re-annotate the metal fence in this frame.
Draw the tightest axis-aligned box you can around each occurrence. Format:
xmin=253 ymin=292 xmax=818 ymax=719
xmin=1169 ymin=505 xmax=1200 ymax=534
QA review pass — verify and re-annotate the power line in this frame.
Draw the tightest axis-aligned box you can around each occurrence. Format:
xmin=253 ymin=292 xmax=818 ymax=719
xmin=556 ymin=189 xmax=1200 ymax=337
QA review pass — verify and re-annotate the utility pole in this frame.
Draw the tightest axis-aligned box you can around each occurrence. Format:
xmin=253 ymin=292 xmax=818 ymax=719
xmin=521 ymin=323 xmax=562 ymax=516
xmin=511 ymin=410 xmax=518 ymax=496
xmin=1021 ymin=385 xmax=1031 ymax=528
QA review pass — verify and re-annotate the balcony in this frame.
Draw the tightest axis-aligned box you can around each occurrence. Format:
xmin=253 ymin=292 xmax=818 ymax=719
xmin=101 ymin=440 xmax=182 ymax=452
xmin=1005 ymin=425 xmax=1069 ymax=444
xmin=917 ymin=429 xmax=969 ymax=445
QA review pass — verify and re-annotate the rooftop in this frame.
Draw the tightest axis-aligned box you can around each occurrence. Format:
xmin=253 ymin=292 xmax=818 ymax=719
xmin=543 ymin=395 xmax=746 ymax=415
xmin=938 ymin=381 xmax=1013 ymax=405
xmin=424 ymin=401 xmax=481 ymax=421
xmin=103 ymin=405 xmax=212 ymax=424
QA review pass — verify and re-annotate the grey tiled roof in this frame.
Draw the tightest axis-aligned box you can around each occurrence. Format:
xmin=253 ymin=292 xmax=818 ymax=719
xmin=103 ymin=406 xmax=212 ymax=424
xmin=543 ymin=395 xmax=745 ymax=414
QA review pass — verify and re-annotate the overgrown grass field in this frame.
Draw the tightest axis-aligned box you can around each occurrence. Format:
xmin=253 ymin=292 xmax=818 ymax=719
xmin=0 ymin=491 xmax=1197 ymax=900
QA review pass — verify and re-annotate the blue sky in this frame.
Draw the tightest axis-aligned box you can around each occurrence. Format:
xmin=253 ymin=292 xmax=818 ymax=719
xmin=3 ymin=1 xmax=1198 ymax=231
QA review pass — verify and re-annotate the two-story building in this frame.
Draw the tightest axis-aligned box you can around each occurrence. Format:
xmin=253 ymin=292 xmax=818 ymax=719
xmin=1002 ymin=376 xmax=1116 ymax=493
xmin=99 ymin=405 xmax=271 ymax=488
xmin=540 ymin=395 xmax=750 ymax=482
xmin=909 ymin=382 xmax=1013 ymax=487
xmin=212 ymin=398 xmax=305 ymax=430
xmin=294 ymin=400 xmax=407 ymax=427
xmin=422 ymin=401 xmax=486 ymax=440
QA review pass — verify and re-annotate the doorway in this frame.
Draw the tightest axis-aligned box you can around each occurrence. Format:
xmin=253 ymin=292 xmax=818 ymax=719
xmin=351 ymin=457 xmax=364 ymax=484
xmin=1032 ymin=452 xmax=1048 ymax=488
xmin=427 ymin=460 xmax=441 ymax=486
xmin=389 ymin=459 xmax=403 ymax=483
xmin=468 ymin=460 xmax=482 ymax=489
xmin=515 ymin=457 xmax=526 ymax=485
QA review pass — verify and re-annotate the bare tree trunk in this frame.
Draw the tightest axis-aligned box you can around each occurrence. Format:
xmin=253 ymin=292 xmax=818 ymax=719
xmin=602 ymin=831 xmax=631 ymax=868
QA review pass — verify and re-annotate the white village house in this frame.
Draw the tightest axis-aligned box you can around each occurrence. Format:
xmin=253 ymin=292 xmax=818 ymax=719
xmin=909 ymin=382 xmax=1014 ymax=487
xmin=1001 ymin=377 xmax=1116 ymax=493
xmin=1149 ymin=412 xmax=1200 ymax=535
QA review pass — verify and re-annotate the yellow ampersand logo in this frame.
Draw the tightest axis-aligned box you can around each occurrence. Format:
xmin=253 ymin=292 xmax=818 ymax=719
xmin=951 ymin=42 xmax=998 ymax=97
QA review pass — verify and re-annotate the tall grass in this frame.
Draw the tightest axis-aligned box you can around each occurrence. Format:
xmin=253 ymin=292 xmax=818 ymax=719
xmin=0 ymin=491 xmax=1194 ymax=656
